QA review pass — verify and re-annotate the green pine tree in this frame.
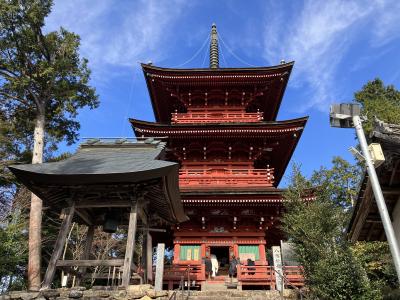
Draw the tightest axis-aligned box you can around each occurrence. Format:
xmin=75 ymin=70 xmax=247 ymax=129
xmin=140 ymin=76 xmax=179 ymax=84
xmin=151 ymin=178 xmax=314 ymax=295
xmin=0 ymin=0 xmax=99 ymax=290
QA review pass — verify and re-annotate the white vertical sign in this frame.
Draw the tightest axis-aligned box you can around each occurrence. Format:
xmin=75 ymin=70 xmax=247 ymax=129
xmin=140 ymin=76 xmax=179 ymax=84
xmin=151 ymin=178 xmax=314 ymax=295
xmin=154 ymin=243 xmax=165 ymax=291
xmin=272 ymin=246 xmax=283 ymax=292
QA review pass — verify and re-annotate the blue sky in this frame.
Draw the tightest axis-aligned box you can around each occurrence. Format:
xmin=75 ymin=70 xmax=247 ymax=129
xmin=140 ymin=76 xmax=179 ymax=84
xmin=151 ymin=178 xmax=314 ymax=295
xmin=45 ymin=0 xmax=400 ymax=187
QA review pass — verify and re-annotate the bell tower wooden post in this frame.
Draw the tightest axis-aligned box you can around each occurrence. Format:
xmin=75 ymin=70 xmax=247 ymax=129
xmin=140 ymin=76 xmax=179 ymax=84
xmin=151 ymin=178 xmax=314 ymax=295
xmin=121 ymin=201 xmax=138 ymax=287
xmin=139 ymin=204 xmax=152 ymax=284
xmin=42 ymin=203 xmax=76 ymax=289
xmin=142 ymin=231 xmax=153 ymax=283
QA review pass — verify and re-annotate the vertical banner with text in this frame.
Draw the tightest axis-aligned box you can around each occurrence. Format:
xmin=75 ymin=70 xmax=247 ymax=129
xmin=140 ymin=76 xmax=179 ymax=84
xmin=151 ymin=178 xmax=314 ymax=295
xmin=272 ymin=246 xmax=283 ymax=292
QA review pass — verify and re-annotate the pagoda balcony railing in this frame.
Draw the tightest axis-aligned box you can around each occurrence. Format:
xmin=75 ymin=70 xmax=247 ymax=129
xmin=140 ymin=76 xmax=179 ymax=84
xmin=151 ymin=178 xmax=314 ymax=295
xmin=179 ymin=168 xmax=274 ymax=188
xmin=171 ymin=111 xmax=263 ymax=124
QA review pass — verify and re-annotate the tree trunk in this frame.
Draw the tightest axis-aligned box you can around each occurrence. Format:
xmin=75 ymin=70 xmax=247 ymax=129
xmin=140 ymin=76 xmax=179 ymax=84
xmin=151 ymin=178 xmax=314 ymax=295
xmin=28 ymin=111 xmax=45 ymax=291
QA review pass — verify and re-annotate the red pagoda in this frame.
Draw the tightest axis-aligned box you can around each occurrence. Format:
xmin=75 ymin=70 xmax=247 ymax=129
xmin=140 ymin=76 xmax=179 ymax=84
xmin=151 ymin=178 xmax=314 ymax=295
xmin=130 ymin=24 xmax=308 ymax=289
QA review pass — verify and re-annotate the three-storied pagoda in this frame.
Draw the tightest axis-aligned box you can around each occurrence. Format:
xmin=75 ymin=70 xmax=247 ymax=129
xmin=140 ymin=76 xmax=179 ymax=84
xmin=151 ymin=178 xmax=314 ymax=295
xmin=130 ymin=24 xmax=308 ymax=289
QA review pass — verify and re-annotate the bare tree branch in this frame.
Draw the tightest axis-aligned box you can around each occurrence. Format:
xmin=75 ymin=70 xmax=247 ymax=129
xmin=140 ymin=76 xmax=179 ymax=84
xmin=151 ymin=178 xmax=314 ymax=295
xmin=0 ymin=90 xmax=30 ymax=106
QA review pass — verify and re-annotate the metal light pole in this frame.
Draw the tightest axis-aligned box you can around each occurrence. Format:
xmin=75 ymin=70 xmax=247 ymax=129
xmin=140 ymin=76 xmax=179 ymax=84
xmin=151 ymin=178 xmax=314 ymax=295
xmin=353 ymin=115 xmax=400 ymax=282
xmin=330 ymin=104 xmax=400 ymax=283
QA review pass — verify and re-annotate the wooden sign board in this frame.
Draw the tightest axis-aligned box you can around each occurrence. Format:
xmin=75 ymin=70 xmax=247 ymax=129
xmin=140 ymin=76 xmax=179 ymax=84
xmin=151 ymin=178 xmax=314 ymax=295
xmin=186 ymin=249 xmax=192 ymax=260
xmin=193 ymin=248 xmax=199 ymax=260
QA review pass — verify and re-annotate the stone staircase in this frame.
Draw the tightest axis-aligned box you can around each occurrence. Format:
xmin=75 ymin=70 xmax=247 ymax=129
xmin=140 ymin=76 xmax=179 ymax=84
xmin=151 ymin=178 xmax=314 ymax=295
xmin=180 ymin=278 xmax=298 ymax=300
xmin=184 ymin=290 xmax=297 ymax=300
xmin=201 ymin=277 xmax=239 ymax=291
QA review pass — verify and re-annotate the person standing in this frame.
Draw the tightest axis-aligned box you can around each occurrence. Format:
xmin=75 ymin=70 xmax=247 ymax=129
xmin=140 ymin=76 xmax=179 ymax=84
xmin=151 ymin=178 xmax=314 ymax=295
xmin=210 ymin=254 xmax=219 ymax=277
xmin=247 ymin=258 xmax=255 ymax=275
xmin=229 ymin=255 xmax=239 ymax=281
xmin=204 ymin=256 xmax=212 ymax=280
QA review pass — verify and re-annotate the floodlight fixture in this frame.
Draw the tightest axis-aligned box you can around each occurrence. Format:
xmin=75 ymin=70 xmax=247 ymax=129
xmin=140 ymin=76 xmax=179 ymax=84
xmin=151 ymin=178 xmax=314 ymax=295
xmin=329 ymin=103 xmax=361 ymax=128
xmin=330 ymin=102 xmax=400 ymax=283
xmin=348 ymin=146 xmax=364 ymax=161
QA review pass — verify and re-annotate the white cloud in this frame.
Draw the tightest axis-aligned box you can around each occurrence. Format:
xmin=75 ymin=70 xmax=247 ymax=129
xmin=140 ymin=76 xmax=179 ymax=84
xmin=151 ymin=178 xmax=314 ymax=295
xmin=45 ymin=0 xmax=188 ymax=81
xmin=262 ymin=0 xmax=400 ymax=111
xmin=371 ymin=0 xmax=400 ymax=47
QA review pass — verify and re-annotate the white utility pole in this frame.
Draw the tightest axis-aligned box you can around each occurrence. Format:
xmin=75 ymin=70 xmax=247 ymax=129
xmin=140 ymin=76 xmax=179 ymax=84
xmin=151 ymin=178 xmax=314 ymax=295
xmin=352 ymin=115 xmax=400 ymax=282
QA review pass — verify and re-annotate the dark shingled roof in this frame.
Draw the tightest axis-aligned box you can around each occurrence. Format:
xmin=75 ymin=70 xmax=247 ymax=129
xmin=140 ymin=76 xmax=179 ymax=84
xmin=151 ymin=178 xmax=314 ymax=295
xmin=9 ymin=139 xmax=188 ymax=223
xmin=348 ymin=119 xmax=400 ymax=241
xmin=10 ymin=141 xmax=175 ymax=185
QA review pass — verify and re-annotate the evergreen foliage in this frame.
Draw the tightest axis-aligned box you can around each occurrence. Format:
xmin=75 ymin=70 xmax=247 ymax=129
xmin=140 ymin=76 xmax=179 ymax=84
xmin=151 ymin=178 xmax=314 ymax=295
xmin=282 ymin=159 xmax=377 ymax=299
xmin=0 ymin=0 xmax=99 ymax=150
xmin=352 ymin=241 xmax=397 ymax=296
xmin=0 ymin=0 xmax=99 ymax=289
xmin=355 ymin=78 xmax=400 ymax=134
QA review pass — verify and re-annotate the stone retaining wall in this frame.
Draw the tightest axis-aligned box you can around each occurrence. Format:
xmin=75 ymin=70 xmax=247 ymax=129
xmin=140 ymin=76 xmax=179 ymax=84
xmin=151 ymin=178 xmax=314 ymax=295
xmin=1 ymin=285 xmax=169 ymax=300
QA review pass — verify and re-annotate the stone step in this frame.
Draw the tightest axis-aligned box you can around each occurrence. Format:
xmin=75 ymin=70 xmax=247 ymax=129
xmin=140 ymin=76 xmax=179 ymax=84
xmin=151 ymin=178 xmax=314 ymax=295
xmin=201 ymin=283 xmax=228 ymax=291
xmin=184 ymin=290 xmax=298 ymax=300
xmin=188 ymin=297 xmax=249 ymax=300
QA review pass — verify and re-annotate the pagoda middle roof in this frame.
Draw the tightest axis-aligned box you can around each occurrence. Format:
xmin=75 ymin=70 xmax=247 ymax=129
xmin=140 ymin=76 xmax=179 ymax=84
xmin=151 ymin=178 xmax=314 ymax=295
xmin=129 ymin=117 xmax=307 ymax=137
xmin=130 ymin=117 xmax=308 ymax=186
xmin=142 ymin=62 xmax=294 ymax=123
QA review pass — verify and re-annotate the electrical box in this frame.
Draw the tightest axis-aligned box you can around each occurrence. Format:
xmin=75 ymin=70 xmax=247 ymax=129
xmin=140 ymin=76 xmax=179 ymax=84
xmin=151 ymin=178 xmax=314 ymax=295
xmin=368 ymin=143 xmax=385 ymax=168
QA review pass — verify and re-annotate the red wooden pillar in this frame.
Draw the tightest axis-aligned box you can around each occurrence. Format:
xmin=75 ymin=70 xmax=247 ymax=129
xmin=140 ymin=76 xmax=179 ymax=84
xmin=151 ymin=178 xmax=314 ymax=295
xmin=201 ymin=244 xmax=206 ymax=258
xmin=173 ymin=243 xmax=180 ymax=263
xmin=259 ymin=244 xmax=266 ymax=264
xmin=233 ymin=243 xmax=239 ymax=258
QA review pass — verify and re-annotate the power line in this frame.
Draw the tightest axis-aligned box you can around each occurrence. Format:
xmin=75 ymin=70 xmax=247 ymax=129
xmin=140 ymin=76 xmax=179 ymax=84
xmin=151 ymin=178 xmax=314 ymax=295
xmin=202 ymin=34 xmax=211 ymax=68
xmin=219 ymin=33 xmax=258 ymax=67
xmin=121 ymin=66 xmax=136 ymax=137
xmin=172 ymin=34 xmax=211 ymax=68
xmin=219 ymin=38 xmax=228 ymax=68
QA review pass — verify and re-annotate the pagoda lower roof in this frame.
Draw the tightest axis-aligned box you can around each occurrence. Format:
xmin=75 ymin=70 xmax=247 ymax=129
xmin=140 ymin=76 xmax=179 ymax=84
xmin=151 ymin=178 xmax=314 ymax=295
xmin=9 ymin=140 xmax=187 ymax=224
xmin=180 ymin=189 xmax=316 ymax=206
xmin=130 ymin=117 xmax=307 ymax=186
xmin=142 ymin=62 xmax=294 ymax=123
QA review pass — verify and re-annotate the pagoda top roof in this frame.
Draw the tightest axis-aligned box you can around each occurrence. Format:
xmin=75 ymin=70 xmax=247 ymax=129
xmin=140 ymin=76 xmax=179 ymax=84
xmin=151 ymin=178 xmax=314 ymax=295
xmin=141 ymin=62 xmax=294 ymax=123
xmin=142 ymin=61 xmax=294 ymax=74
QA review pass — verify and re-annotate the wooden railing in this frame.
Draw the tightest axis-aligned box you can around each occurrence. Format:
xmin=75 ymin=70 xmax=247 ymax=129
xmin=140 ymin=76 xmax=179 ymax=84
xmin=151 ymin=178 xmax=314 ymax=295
xmin=275 ymin=266 xmax=307 ymax=299
xmin=179 ymin=168 xmax=274 ymax=188
xmin=283 ymin=266 xmax=305 ymax=287
xmin=163 ymin=264 xmax=205 ymax=282
xmin=171 ymin=111 xmax=263 ymax=124
xmin=237 ymin=265 xmax=304 ymax=288
xmin=237 ymin=265 xmax=275 ymax=286
xmin=167 ymin=265 xmax=193 ymax=300
xmin=163 ymin=263 xmax=304 ymax=291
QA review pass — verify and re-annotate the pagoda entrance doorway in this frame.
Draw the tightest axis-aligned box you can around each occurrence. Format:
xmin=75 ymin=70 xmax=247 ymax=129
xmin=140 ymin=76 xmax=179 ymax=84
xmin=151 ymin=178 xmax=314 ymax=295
xmin=210 ymin=246 xmax=230 ymax=276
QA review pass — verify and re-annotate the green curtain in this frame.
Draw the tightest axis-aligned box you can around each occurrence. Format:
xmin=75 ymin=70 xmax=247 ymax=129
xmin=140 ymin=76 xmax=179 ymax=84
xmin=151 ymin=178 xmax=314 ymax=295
xmin=238 ymin=245 xmax=260 ymax=260
xmin=179 ymin=245 xmax=200 ymax=261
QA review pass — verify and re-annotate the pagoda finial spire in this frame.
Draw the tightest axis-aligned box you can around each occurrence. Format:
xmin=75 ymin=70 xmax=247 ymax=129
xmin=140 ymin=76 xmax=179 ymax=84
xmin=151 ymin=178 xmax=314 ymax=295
xmin=209 ymin=23 xmax=219 ymax=69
